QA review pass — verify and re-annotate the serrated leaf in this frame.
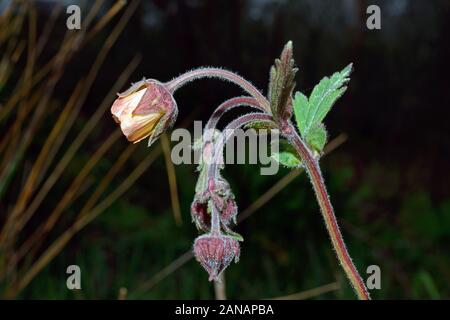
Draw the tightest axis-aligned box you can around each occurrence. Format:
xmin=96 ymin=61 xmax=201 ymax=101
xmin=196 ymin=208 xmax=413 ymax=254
xmin=293 ymin=91 xmax=309 ymax=137
xmin=271 ymin=140 xmax=302 ymax=168
xmin=306 ymin=63 xmax=352 ymax=132
xmin=306 ymin=124 xmax=327 ymax=154
xmin=294 ymin=64 xmax=352 ymax=140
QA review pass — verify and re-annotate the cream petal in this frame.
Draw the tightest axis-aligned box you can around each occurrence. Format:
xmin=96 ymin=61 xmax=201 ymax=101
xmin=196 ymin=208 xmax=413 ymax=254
xmin=111 ymin=87 xmax=147 ymax=120
xmin=120 ymin=112 xmax=163 ymax=143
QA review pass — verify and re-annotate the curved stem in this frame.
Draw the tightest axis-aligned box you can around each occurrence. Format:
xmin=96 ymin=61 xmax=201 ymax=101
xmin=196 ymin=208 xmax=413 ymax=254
xmin=203 ymin=96 xmax=263 ymax=152
xmin=282 ymin=121 xmax=370 ymax=300
xmin=205 ymin=96 xmax=263 ymax=133
xmin=207 ymin=113 xmax=274 ymax=180
xmin=165 ymin=68 xmax=270 ymax=112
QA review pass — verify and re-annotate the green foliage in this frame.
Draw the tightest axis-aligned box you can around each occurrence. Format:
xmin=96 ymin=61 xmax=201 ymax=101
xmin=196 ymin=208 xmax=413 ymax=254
xmin=306 ymin=124 xmax=327 ymax=154
xmin=224 ymin=228 xmax=244 ymax=242
xmin=244 ymin=120 xmax=277 ymax=131
xmin=271 ymin=140 xmax=302 ymax=168
xmin=293 ymin=64 xmax=352 ymax=153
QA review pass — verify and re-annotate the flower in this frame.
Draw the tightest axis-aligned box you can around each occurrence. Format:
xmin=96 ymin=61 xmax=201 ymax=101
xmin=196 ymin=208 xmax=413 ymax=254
xmin=111 ymin=79 xmax=178 ymax=145
xmin=193 ymin=234 xmax=240 ymax=281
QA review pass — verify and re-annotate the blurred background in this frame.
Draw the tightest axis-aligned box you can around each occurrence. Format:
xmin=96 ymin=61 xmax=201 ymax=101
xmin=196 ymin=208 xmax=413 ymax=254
xmin=0 ymin=0 xmax=449 ymax=299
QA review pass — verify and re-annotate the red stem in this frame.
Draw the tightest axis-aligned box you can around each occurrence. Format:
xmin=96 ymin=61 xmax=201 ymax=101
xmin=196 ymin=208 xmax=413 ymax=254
xmin=282 ymin=121 xmax=370 ymax=300
xmin=165 ymin=68 xmax=270 ymax=112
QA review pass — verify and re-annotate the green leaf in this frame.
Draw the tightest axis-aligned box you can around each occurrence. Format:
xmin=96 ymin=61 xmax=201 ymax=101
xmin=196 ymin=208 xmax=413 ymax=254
xmin=293 ymin=64 xmax=352 ymax=153
xmin=224 ymin=229 xmax=244 ymax=242
xmin=294 ymin=64 xmax=352 ymax=138
xmin=293 ymin=91 xmax=309 ymax=137
xmin=243 ymin=120 xmax=277 ymax=132
xmin=306 ymin=124 xmax=328 ymax=154
xmin=271 ymin=140 xmax=302 ymax=168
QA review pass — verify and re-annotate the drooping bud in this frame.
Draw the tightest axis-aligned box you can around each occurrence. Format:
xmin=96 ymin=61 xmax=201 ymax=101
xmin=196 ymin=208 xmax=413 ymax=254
xmin=221 ymin=198 xmax=238 ymax=225
xmin=191 ymin=198 xmax=211 ymax=232
xmin=191 ymin=196 xmax=238 ymax=232
xmin=210 ymin=177 xmax=238 ymax=226
xmin=193 ymin=234 xmax=240 ymax=281
xmin=111 ymin=79 xmax=178 ymax=145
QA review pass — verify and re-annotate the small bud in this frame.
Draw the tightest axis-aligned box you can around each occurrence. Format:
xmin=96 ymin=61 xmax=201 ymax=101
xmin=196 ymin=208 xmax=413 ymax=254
xmin=267 ymin=41 xmax=297 ymax=123
xmin=210 ymin=178 xmax=237 ymax=226
xmin=193 ymin=234 xmax=240 ymax=281
xmin=221 ymin=198 xmax=238 ymax=225
xmin=191 ymin=198 xmax=210 ymax=231
xmin=111 ymin=79 xmax=178 ymax=145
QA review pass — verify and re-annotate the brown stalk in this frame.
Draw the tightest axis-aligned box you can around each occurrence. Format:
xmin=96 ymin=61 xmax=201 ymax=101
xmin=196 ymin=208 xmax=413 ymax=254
xmin=85 ymin=0 xmax=128 ymax=42
xmin=0 ymin=0 xmax=116 ymax=123
xmin=15 ymin=130 xmax=121 ymax=263
xmin=161 ymin=133 xmax=183 ymax=226
xmin=6 ymin=1 xmax=141 ymax=231
xmin=11 ymin=111 xmax=199 ymax=296
xmin=8 ymin=146 xmax=160 ymax=297
xmin=269 ymin=282 xmax=340 ymax=300
xmin=7 ymin=81 xmax=85 ymax=230
xmin=13 ymin=53 xmax=141 ymax=238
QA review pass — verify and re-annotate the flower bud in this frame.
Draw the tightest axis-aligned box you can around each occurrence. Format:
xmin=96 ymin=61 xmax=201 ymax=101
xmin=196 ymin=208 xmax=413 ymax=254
xmin=220 ymin=198 xmax=238 ymax=225
xmin=210 ymin=178 xmax=238 ymax=226
xmin=191 ymin=198 xmax=210 ymax=232
xmin=111 ymin=79 xmax=178 ymax=145
xmin=193 ymin=234 xmax=240 ymax=281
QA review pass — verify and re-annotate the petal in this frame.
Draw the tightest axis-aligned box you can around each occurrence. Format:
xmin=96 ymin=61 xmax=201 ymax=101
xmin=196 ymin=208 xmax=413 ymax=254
xmin=133 ymin=82 xmax=175 ymax=116
xmin=120 ymin=112 xmax=163 ymax=143
xmin=111 ymin=87 xmax=147 ymax=120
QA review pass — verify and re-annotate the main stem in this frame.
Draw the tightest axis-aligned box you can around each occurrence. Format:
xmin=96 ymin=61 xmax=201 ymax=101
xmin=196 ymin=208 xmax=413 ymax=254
xmin=282 ymin=121 xmax=370 ymax=300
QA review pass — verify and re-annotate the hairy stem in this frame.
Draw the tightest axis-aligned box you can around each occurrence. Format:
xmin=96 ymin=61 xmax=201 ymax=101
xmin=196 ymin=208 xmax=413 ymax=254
xmin=214 ymin=272 xmax=226 ymax=300
xmin=205 ymin=96 xmax=263 ymax=133
xmin=165 ymin=68 xmax=270 ymax=112
xmin=210 ymin=202 xmax=221 ymax=235
xmin=282 ymin=121 xmax=370 ymax=300
xmin=207 ymin=113 xmax=274 ymax=180
xmin=202 ymin=96 xmax=262 ymax=164
xmin=206 ymin=113 xmax=274 ymax=237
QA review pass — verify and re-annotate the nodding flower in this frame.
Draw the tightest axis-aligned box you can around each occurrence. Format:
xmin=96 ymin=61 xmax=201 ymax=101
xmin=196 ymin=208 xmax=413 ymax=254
xmin=193 ymin=233 xmax=240 ymax=281
xmin=111 ymin=79 xmax=178 ymax=145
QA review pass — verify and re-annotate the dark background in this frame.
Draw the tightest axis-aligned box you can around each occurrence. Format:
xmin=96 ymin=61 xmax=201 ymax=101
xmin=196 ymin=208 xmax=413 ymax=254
xmin=0 ymin=0 xmax=449 ymax=299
